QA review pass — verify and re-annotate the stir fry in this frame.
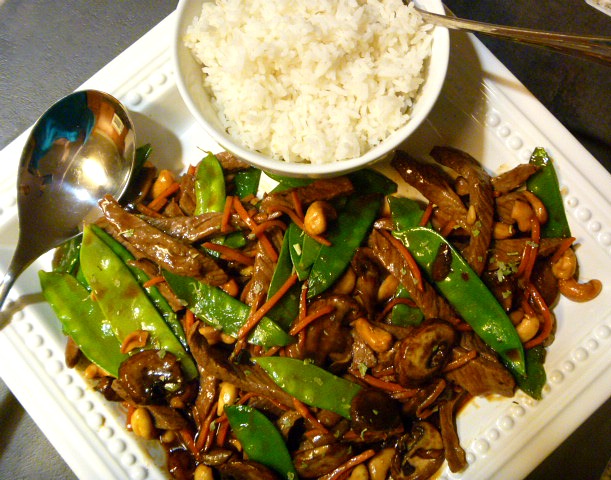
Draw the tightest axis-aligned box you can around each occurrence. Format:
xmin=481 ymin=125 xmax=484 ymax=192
xmin=40 ymin=145 xmax=601 ymax=480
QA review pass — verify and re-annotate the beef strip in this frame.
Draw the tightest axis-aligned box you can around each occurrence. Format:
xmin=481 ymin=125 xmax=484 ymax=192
xmin=488 ymin=238 xmax=565 ymax=270
xmin=178 ymin=173 xmax=196 ymax=215
xmin=187 ymin=327 xmax=296 ymax=408
xmin=368 ymin=229 xmax=459 ymax=323
xmin=99 ymin=195 xmax=228 ymax=285
xmin=430 ymin=146 xmax=494 ymax=275
xmin=240 ymin=227 xmax=284 ymax=308
xmin=391 ymin=152 xmax=469 ymax=230
xmin=214 ymin=151 xmax=251 ymax=172
xmin=143 ymin=212 xmax=230 ymax=243
xmin=438 ymin=389 xmax=468 ymax=473
xmin=445 ymin=332 xmax=515 ymax=397
xmin=259 ymin=176 xmax=354 ymax=214
xmin=491 ymin=164 xmax=539 ymax=194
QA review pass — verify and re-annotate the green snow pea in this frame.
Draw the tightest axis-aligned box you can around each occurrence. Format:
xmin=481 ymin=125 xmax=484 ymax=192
xmin=347 ymin=168 xmax=398 ymax=196
xmin=393 ymin=226 xmax=526 ymax=377
xmin=287 ymin=222 xmax=321 ymax=282
xmin=39 ymin=271 xmax=127 ymax=377
xmin=79 ymin=226 xmax=197 ymax=379
xmin=51 ymin=236 xmax=82 ymax=275
xmin=163 ymin=271 xmax=294 ymax=348
xmin=90 ymin=224 xmax=187 ymax=349
xmin=194 ymin=153 xmax=226 ymax=215
xmin=225 ymin=404 xmax=298 ymax=480
xmin=265 ymin=173 xmax=313 ymax=193
xmin=307 ymin=193 xmax=382 ymax=298
xmin=255 ymin=357 xmax=362 ymax=419
xmin=390 ymin=283 xmax=424 ymax=327
xmin=389 ymin=196 xmax=427 ymax=230
xmin=266 ymin=231 xmax=301 ymax=330
xmin=515 ymin=345 xmax=547 ymax=400
xmin=134 ymin=143 xmax=152 ymax=173
xmin=234 ymin=167 xmax=262 ymax=198
xmin=527 ymin=147 xmax=571 ymax=239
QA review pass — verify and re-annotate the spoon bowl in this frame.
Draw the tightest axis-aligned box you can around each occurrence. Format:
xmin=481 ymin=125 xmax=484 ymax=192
xmin=0 ymin=90 xmax=136 ymax=310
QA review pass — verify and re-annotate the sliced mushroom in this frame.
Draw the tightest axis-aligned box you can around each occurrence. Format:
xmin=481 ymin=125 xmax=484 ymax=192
xmin=391 ymin=421 xmax=445 ymax=480
xmin=116 ymin=350 xmax=184 ymax=405
xmin=217 ymin=460 xmax=281 ymax=480
xmin=394 ymin=320 xmax=456 ymax=387
xmin=293 ymin=443 xmax=353 ymax=478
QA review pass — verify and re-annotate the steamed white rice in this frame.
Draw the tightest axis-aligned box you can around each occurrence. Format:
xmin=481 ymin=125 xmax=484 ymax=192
xmin=184 ymin=0 xmax=433 ymax=164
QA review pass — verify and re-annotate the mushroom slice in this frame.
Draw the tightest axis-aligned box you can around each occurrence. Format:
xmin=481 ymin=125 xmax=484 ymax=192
xmin=391 ymin=421 xmax=445 ymax=480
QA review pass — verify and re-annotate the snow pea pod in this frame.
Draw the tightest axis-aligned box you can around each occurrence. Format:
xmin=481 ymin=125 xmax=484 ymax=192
xmin=527 ymin=147 xmax=571 ymax=239
xmin=347 ymin=168 xmax=398 ymax=196
xmin=234 ymin=167 xmax=262 ymax=199
xmin=307 ymin=193 xmax=382 ymax=298
xmin=79 ymin=226 xmax=198 ymax=379
xmin=90 ymin=224 xmax=187 ymax=349
xmin=39 ymin=271 xmax=127 ymax=377
xmin=287 ymin=222 xmax=321 ymax=282
xmin=51 ymin=236 xmax=81 ymax=275
xmin=163 ymin=271 xmax=294 ymax=348
xmin=225 ymin=404 xmax=298 ymax=480
xmin=254 ymin=357 xmax=362 ymax=419
xmin=393 ymin=226 xmax=526 ymax=376
xmin=267 ymin=231 xmax=301 ymax=330
xmin=194 ymin=153 xmax=226 ymax=215
xmin=514 ymin=345 xmax=546 ymax=400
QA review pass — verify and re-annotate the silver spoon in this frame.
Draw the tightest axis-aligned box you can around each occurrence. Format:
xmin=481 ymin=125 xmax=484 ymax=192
xmin=0 ymin=90 xmax=136 ymax=311
xmin=413 ymin=4 xmax=611 ymax=66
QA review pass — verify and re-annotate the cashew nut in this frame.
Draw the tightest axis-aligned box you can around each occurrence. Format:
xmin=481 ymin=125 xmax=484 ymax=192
xmin=558 ymin=278 xmax=602 ymax=302
xmin=466 ymin=204 xmax=477 ymax=226
xmin=353 ymin=318 xmax=393 ymax=353
xmin=304 ymin=200 xmax=336 ymax=236
xmin=217 ymin=381 xmax=239 ymax=416
xmin=551 ymin=248 xmax=577 ymax=280
xmin=493 ymin=222 xmax=515 ymax=240
xmin=516 ymin=313 xmax=540 ymax=342
xmin=521 ymin=190 xmax=549 ymax=224
xmin=131 ymin=407 xmax=157 ymax=440
xmin=511 ymin=200 xmax=535 ymax=232
xmin=194 ymin=465 xmax=215 ymax=480
xmin=377 ymin=275 xmax=399 ymax=302
xmin=333 ymin=267 xmax=356 ymax=295
xmin=347 ymin=464 xmax=370 ymax=480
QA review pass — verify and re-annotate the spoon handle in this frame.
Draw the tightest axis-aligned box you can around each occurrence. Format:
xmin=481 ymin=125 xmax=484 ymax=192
xmin=414 ymin=7 xmax=611 ymax=66
xmin=0 ymin=243 xmax=35 ymax=311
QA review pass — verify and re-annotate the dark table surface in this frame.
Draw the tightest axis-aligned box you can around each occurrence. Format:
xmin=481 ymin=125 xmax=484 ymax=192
xmin=0 ymin=1 xmax=609 ymax=479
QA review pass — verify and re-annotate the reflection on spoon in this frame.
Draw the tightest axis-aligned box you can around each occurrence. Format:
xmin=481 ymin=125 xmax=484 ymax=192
xmin=0 ymin=90 xmax=136 ymax=311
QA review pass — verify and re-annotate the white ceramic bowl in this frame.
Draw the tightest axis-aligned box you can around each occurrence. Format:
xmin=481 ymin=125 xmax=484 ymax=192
xmin=173 ymin=0 xmax=449 ymax=178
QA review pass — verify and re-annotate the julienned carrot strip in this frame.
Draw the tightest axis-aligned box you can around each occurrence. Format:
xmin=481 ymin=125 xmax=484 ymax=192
xmin=236 ymin=273 xmax=299 ymax=341
xmin=252 ymin=219 xmax=288 ymax=236
xmin=441 ymin=220 xmax=457 ymax=237
xmin=550 ymin=236 xmax=576 ymax=264
xmin=289 ymin=305 xmax=335 ymax=336
xmin=203 ymin=241 xmax=255 ymax=266
xmin=221 ymin=195 xmax=234 ymax=234
xmin=442 ymin=350 xmax=477 ymax=373
xmin=375 ymin=297 xmax=418 ymax=322
xmin=379 ymin=229 xmax=424 ymax=292
xmin=357 ymin=372 xmax=417 ymax=395
xmin=135 ymin=202 xmax=164 ymax=218
xmin=187 ymin=164 xmax=197 ymax=176
xmin=215 ymin=416 xmax=230 ymax=447
xmin=147 ymin=181 xmax=180 ymax=211
xmin=268 ymin=204 xmax=332 ymax=246
xmin=292 ymin=397 xmax=329 ymax=434
xmin=179 ymin=428 xmax=198 ymax=455
xmin=320 ymin=449 xmax=376 ymax=480
xmin=523 ymin=217 xmax=541 ymax=282
xmin=524 ymin=284 xmax=554 ymax=349
xmin=291 ymin=190 xmax=305 ymax=220
xmin=142 ymin=276 xmax=165 ymax=289
xmin=195 ymin=401 xmax=218 ymax=452
xmin=415 ymin=378 xmax=446 ymax=419
xmin=420 ymin=202 xmax=434 ymax=226
xmin=232 ymin=197 xmax=279 ymax=261
xmin=184 ymin=309 xmax=195 ymax=332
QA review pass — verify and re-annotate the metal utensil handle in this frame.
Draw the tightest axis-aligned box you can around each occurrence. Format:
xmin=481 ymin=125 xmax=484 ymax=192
xmin=416 ymin=8 xmax=611 ymax=66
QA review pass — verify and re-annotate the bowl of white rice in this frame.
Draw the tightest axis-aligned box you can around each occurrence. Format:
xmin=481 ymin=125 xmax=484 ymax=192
xmin=173 ymin=0 xmax=449 ymax=177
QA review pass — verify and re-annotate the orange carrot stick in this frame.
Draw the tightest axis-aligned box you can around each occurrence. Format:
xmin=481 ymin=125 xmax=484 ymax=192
xmin=524 ymin=284 xmax=554 ymax=349
xmin=147 ymin=181 xmax=180 ymax=211
xmin=202 ymin=241 xmax=255 ymax=266
xmin=236 ymin=273 xmax=299 ymax=341
xmin=221 ymin=195 xmax=234 ymax=234
xmin=289 ymin=305 xmax=335 ymax=336
xmin=142 ymin=276 xmax=165 ymax=289
xmin=233 ymin=196 xmax=279 ymax=261
xmin=379 ymin=229 xmax=424 ymax=292
xmin=320 ymin=449 xmax=376 ymax=480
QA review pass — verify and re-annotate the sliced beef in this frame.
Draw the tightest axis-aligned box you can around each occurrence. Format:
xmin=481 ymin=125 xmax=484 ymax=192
xmin=99 ymin=195 xmax=228 ymax=285
xmin=491 ymin=163 xmax=539 ymax=194
xmin=368 ymin=229 xmax=459 ymax=323
xmin=488 ymin=238 xmax=565 ymax=270
xmin=445 ymin=332 xmax=515 ymax=397
xmin=391 ymin=152 xmax=469 ymax=230
xmin=430 ymin=146 xmax=494 ymax=275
